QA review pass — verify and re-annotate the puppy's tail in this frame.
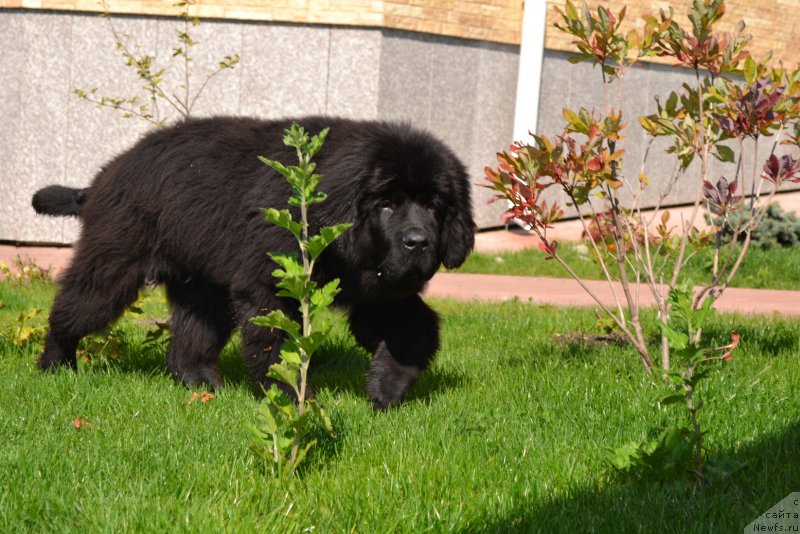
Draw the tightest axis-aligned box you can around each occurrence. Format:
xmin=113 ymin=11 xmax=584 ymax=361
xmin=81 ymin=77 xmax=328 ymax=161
xmin=32 ymin=185 xmax=89 ymax=217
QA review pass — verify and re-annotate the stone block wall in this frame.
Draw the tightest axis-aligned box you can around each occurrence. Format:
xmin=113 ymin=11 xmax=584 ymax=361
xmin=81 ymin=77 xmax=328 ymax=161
xmin=0 ymin=8 xmax=519 ymax=243
xmin=2 ymin=1 xmax=799 ymax=243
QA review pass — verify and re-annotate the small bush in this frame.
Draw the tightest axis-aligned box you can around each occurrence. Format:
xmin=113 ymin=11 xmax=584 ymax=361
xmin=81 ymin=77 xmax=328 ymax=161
xmin=0 ymin=257 xmax=53 ymax=285
xmin=708 ymin=202 xmax=800 ymax=249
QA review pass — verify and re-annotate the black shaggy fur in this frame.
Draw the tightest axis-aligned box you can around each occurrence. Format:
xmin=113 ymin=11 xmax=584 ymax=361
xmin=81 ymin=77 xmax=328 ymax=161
xmin=32 ymin=116 xmax=475 ymax=409
xmin=32 ymin=185 xmax=88 ymax=216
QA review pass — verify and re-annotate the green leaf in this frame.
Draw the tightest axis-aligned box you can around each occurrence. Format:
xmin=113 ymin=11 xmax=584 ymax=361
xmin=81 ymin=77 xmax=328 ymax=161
xmin=311 ymin=279 xmax=341 ymax=311
xmin=564 ymin=0 xmax=578 ymax=20
xmin=694 ymin=294 xmax=716 ymax=330
xmin=290 ymin=439 xmax=317 ymax=472
xmin=265 ymin=384 xmax=295 ymax=414
xmin=267 ymin=252 xmax=304 ymax=276
xmin=290 ymin=410 xmax=312 ymax=434
xmin=743 ymin=55 xmax=757 ymax=85
xmin=297 ymin=331 xmax=328 ymax=359
xmin=268 ymin=362 xmax=299 ymax=396
xmin=262 ymin=208 xmax=302 ymax=239
xmin=659 ymin=322 xmax=689 ymax=350
xmin=305 ymin=223 xmax=353 ymax=260
xmin=307 ymin=399 xmax=333 ymax=433
xmin=249 ymin=310 xmax=300 ymax=337
xmin=259 ymin=156 xmax=292 ymax=179
xmin=306 ymin=190 xmax=328 ymax=207
xmin=268 ymin=252 xmax=303 ymax=276
xmin=664 ymin=91 xmax=678 ymax=116
xmin=563 ymin=108 xmax=581 ymax=129
xmin=275 ymin=275 xmax=314 ymax=302
xmin=660 ymin=394 xmax=686 ymax=406
xmin=607 ymin=441 xmax=642 ymax=471
xmin=254 ymin=402 xmax=279 ymax=434
xmin=124 ymin=305 xmax=144 ymax=317
xmin=307 ymin=128 xmax=329 ymax=157
xmin=714 ymin=144 xmax=735 ymax=163
xmin=278 ymin=339 xmax=303 ymax=365
xmin=567 ymin=55 xmax=591 ymax=64
xmin=572 ymin=186 xmax=590 ymax=206
xmin=688 ymin=367 xmax=714 ymax=388
xmin=666 ymin=370 xmax=686 ymax=387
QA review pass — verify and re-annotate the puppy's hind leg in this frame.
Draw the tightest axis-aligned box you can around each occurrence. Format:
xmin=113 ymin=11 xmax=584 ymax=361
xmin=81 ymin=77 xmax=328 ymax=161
xmin=165 ymin=279 xmax=236 ymax=389
xmin=39 ymin=253 xmax=146 ymax=372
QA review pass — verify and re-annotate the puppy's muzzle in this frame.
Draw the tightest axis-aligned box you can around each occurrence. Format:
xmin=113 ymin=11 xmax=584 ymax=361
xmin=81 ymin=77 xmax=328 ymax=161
xmin=402 ymin=227 xmax=430 ymax=251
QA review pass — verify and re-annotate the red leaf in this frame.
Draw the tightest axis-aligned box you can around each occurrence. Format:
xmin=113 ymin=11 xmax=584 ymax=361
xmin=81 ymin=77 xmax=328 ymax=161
xmin=74 ymin=417 xmax=94 ymax=431
xmin=722 ymin=331 xmax=740 ymax=361
xmin=187 ymin=390 xmax=215 ymax=405
xmin=587 ymin=123 xmax=600 ymax=142
xmin=703 ymin=180 xmax=719 ymax=204
xmin=586 ymin=157 xmax=603 ymax=172
xmin=538 ymin=240 xmax=558 ymax=258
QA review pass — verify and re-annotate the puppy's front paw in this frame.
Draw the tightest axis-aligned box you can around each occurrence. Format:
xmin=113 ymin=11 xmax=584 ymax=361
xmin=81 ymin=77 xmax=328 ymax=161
xmin=367 ymin=345 xmax=420 ymax=411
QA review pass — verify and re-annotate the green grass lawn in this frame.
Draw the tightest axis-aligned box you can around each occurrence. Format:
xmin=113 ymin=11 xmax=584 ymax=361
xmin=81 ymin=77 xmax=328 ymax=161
xmin=456 ymin=240 xmax=800 ymax=291
xmin=1 ymin=281 xmax=798 ymax=532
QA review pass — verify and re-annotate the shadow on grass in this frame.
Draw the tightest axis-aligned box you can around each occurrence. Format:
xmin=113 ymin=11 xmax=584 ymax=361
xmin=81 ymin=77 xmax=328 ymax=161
xmin=407 ymin=367 xmax=469 ymax=404
xmin=310 ymin=335 xmax=371 ymax=396
xmin=310 ymin=335 xmax=468 ymax=405
xmin=704 ymin=318 xmax=800 ymax=356
xmin=90 ymin=326 xmax=467 ymax=406
xmin=463 ymin=420 xmax=800 ymax=533
xmin=82 ymin=333 xmax=253 ymax=389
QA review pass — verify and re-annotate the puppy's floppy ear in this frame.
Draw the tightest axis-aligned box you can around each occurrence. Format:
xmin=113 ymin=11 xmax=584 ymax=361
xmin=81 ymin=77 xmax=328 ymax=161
xmin=440 ymin=204 xmax=475 ymax=269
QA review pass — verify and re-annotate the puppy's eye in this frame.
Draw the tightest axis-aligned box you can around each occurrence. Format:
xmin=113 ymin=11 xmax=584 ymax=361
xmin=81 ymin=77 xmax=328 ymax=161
xmin=378 ymin=199 xmax=394 ymax=211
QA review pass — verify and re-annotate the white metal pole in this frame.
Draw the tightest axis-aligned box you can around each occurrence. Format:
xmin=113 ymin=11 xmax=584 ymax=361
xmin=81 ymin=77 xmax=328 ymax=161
xmin=513 ymin=0 xmax=547 ymax=143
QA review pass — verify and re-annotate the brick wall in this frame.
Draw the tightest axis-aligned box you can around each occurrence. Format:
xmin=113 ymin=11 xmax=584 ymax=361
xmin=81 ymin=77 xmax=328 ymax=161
xmin=546 ymin=1 xmax=800 ymax=68
xmin=0 ymin=0 xmax=524 ymax=44
xmin=2 ymin=1 xmax=798 ymax=62
xmin=383 ymin=0 xmax=521 ymax=43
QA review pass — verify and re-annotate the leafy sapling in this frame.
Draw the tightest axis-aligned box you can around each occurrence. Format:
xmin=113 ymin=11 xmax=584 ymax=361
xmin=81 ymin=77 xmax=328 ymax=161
xmin=248 ymin=124 xmax=352 ymax=478
xmin=658 ymin=281 xmax=740 ymax=486
xmin=74 ymin=0 xmax=239 ymax=127
xmin=608 ymin=282 xmax=740 ymax=486
xmin=485 ymin=0 xmax=797 ymax=374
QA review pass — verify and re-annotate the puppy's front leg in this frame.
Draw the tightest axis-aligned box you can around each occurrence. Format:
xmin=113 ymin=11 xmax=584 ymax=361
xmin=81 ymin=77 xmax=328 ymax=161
xmin=349 ymin=295 xmax=440 ymax=410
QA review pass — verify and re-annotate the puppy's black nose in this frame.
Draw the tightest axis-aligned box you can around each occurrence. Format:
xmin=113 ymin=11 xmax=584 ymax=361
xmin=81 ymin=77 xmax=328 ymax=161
xmin=402 ymin=228 xmax=429 ymax=251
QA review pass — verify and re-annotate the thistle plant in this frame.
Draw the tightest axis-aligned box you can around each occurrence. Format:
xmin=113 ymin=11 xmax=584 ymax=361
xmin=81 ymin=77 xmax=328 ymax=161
xmin=247 ymin=124 xmax=352 ymax=479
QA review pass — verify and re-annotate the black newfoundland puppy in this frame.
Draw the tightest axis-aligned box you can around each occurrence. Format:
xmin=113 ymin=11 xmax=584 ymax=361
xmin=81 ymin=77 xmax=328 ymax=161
xmin=32 ymin=116 xmax=475 ymax=409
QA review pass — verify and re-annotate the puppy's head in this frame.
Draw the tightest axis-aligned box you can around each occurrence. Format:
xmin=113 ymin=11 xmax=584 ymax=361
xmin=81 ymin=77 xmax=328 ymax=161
xmin=341 ymin=123 xmax=475 ymax=297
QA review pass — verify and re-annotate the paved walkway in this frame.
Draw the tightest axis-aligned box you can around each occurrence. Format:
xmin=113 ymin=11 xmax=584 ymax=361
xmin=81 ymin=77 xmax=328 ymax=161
xmin=2 ymin=229 xmax=799 ymax=317
xmin=425 ymin=272 xmax=799 ymax=317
